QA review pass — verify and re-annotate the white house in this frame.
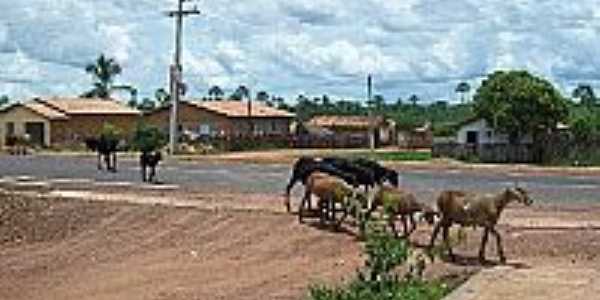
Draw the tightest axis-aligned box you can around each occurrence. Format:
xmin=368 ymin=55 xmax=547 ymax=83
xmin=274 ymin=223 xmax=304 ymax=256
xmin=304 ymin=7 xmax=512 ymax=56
xmin=455 ymin=118 xmax=533 ymax=145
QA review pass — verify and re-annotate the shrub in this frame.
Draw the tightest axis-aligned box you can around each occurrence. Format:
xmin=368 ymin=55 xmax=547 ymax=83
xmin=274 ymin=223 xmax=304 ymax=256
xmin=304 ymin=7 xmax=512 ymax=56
xmin=307 ymin=225 xmax=450 ymax=300
xmin=132 ymin=123 xmax=166 ymax=152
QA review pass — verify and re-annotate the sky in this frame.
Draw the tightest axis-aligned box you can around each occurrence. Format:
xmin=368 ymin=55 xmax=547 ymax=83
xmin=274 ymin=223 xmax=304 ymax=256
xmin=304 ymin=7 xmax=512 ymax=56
xmin=0 ymin=0 xmax=599 ymax=104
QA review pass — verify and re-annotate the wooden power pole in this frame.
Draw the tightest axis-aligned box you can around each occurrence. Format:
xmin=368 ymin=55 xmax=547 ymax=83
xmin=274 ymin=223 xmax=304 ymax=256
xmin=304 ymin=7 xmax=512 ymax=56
xmin=166 ymin=0 xmax=200 ymax=155
xmin=367 ymin=74 xmax=375 ymax=151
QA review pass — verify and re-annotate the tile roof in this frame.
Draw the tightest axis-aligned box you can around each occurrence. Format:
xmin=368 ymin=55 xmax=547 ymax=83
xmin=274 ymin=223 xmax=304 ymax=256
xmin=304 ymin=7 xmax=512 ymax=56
xmin=0 ymin=102 xmax=68 ymax=120
xmin=189 ymin=100 xmax=294 ymax=118
xmin=23 ymin=102 xmax=68 ymax=120
xmin=37 ymin=97 xmax=140 ymax=115
xmin=308 ymin=115 xmax=385 ymax=129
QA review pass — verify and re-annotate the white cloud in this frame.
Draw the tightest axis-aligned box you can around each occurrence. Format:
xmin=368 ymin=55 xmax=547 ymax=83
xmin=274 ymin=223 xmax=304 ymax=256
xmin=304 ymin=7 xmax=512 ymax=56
xmin=0 ymin=0 xmax=600 ymax=103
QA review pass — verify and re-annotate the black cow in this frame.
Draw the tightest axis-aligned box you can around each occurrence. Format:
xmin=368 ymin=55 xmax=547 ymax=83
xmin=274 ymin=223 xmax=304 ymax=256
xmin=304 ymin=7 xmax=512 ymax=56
xmin=140 ymin=151 xmax=162 ymax=183
xmin=85 ymin=135 xmax=119 ymax=172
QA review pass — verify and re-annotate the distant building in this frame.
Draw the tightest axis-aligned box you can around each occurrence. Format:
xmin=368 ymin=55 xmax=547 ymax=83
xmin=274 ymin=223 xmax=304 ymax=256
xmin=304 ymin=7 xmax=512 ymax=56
xmin=397 ymin=122 xmax=433 ymax=149
xmin=455 ymin=118 xmax=532 ymax=145
xmin=299 ymin=115 xmax=396 ymax=148
xmin=143 ymin=100 xmax=295 ymax=139
xmin=0 ymin=97 xmax=140 ymax=148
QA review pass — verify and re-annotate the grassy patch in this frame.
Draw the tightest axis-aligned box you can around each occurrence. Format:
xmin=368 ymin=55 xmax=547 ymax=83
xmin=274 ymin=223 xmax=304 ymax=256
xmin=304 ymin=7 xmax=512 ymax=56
xmin=345 ymin=151 xmax=432 ymax=162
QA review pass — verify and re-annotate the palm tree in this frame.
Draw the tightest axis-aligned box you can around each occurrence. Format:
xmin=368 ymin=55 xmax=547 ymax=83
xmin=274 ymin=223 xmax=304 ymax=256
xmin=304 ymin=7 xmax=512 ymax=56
xmin=372 ymin=94 xmax=385 ymax=112
xmin=408 ymin=94 xmax=420 ymax=107
xmin=232 ymin=85 xmax=250 ymax=101
xmin=455 ymin=81 xmax=471 ymax=103
xmin=572 ymin=84 xmax=596 ymax=107
xmin=82 ymin=54 xmax=122 ymax=99
xmin=208 ymin=85 xmax=224 ymax=101
xmin=256 ymin=91 xmax=269 ymax=102
xmin=155 ymin=88 xmax=170 ymax=107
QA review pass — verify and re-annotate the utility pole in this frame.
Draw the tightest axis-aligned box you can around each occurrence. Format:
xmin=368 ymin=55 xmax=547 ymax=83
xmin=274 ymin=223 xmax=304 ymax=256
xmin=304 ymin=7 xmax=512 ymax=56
xmin=166 ymin=0 xmax=200 ymax=155
xmin=367 ymin=74 xmax=375 ymax=151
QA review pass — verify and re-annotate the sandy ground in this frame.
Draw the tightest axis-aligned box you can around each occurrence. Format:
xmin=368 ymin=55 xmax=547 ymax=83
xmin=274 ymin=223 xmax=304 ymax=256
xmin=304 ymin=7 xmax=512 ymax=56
xmin=1 ymin=189 xmax=600 ymax=300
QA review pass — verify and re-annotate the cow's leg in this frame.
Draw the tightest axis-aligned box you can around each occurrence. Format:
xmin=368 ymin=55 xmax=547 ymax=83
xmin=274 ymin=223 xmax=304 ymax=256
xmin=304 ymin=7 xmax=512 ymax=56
xmin=97 ymin=152 xmax=102 ymax=170
xmin=111 ymin=152 xmax=118 ymax=172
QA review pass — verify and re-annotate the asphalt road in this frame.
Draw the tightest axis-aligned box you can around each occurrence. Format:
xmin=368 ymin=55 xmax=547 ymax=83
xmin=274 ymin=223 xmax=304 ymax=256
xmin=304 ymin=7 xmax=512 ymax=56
xmin=1 ymin=155 xmax=600 ymax=204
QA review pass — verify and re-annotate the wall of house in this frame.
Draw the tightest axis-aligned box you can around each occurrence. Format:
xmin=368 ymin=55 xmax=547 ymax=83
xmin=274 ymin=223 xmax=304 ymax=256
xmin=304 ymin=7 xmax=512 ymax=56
xmin=50 ymin=114 xmax=141 ymax=146
xmin=456 ymin=119 xmax=532 ymax=144
xmin=0 ymin=106 xmax=51 ymax=147
xmin=144 ymin=104 xmax=292 ymax=137
xmin=144 ymin=104 xmax=234 ymax=136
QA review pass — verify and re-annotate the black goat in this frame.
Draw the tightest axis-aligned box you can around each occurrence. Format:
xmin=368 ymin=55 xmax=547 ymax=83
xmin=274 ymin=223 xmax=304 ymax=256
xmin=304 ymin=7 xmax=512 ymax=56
xmin=352 ymin=157 xmax=399 ymax=187
xmin=285 ymin=156 xmax=359 ymax=212
xmin=85 ymin=135 xmax=119 ymax=172
xmin=321 ymin=157 xmax=377 ymax=192
xmin=140 ymin=151 xmax=162 ymax=183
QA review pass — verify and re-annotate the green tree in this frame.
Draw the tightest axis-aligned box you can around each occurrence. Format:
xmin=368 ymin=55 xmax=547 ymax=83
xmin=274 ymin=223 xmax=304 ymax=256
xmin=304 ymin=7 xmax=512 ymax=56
xmin=256 ymin=90 xmax=269 ymax=102
xmin=232 ymin=85 xmax=250 ymax=101
xmin=473 ymin=70 xmax=569 ymax=145
xmin=154 ymin=88 xmax=170 ymax=107
xmin=82 ymin=54 xmax=122 ymax=99
xmin=208 ymin=85 xmax=224 ymax=100
xmin=455 ymin=81 xmax=471 ymax=103
xmin=408 ymin=94 xmax=420 ymax=107
xmin=572 ymin=84 xmax=596 ymax=107
xmin=138 ymin=98 xmax=157 ymax=112
xmin=132 ymin=123 xmax=166 ymax=152
xmin=372 ymin=94 xmax=385 ymax=112
xmin=0 ymin=95 xmax=9 ymax=106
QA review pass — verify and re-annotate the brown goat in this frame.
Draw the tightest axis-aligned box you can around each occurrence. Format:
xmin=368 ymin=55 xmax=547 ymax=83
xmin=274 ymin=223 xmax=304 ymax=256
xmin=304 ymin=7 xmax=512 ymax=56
xmin=429 ymin=187 xmax=533 ymax=264
xmin=367 ymin=186 xmax=437 ymax=238
xmin=300 ymin=172 xmax=365 ymax=228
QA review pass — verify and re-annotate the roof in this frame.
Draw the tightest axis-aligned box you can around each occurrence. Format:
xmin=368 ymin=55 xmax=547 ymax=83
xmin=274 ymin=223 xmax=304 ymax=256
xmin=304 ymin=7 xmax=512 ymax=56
xmin=189 ymin=100 xmax=294 ymax=118
xmin=0 ymin=102 xmax=68 ymax=120
xmin=23 ymin=102 xmax=68 ymax=120
xmin=307 ymin=115 xmax=385 ymax=129
xmin=36 ymin=97 xmax=140 ymax=115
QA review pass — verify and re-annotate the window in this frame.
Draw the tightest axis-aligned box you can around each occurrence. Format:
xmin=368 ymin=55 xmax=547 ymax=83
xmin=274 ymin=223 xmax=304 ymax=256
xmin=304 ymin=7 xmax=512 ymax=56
xmin=466 ymin=131 xmax=479 ymax=144
xmin=199 ymin=123 xmax=210 ymax=135
xmin=6 ymin=122 xmax=14 ymax=136
xmin=271 ymin=121 xmax=277 ymax=132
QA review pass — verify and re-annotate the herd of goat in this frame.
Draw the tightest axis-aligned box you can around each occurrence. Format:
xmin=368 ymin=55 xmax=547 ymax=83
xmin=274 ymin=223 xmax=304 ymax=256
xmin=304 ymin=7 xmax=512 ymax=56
xmin=285 ymin=156 xmax=533 ymax=264
xmin=81 ymin=135 xmax=532 ymax=263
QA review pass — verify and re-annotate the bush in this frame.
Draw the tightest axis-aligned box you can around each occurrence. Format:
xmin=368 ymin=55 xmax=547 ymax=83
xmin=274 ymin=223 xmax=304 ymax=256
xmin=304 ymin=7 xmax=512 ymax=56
xmin=307 ymin=225 xmax=450 ymax=300
xmin=132 ymin=123 xmax=166 ymax=152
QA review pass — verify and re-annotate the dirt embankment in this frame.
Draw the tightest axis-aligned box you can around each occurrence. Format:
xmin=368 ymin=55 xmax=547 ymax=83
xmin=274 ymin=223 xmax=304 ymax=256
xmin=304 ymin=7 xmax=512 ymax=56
xmin=0 ymin=195 xmax=362 ymax=300
xmin=1 ymin=194 xmax=600 ymax=300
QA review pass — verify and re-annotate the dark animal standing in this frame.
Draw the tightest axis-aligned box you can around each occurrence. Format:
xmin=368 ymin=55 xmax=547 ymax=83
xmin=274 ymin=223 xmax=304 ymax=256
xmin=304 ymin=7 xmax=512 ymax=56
xmin=429 ymin=187 xmax=533 ymax=264
xmin=285 ymin=156 xmax=399 ymax=212
xmin=85 ymin=136 xmax=119 ymax=172
xmin=285 ymin=156 xmax=358 ymax=212
xmin=140 ymin=151 xmax=162 ymax=183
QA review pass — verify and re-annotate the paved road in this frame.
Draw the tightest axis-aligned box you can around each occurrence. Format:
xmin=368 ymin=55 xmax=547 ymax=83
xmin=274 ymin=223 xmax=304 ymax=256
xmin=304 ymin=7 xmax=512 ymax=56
xmin=1 ymin=155 xmax=600 ymax=203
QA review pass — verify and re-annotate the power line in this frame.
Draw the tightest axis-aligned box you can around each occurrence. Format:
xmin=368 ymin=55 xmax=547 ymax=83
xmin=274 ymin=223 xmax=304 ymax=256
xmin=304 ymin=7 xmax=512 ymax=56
xmin=166 ymin=0 xmax=200 ymax=155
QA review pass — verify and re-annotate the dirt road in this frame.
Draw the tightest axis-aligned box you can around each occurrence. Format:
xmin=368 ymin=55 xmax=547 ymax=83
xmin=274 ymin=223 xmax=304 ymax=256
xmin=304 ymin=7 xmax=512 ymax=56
xmin=1 ymin=192 xmax=600 ymax=300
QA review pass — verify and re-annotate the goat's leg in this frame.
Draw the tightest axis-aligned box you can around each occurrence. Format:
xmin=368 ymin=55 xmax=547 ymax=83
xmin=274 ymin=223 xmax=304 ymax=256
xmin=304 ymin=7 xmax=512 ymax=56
xmin=429 ymin=222 xmax=442 ymax=248
xmin=479 ymin=228 xmax=490 ymax=263
xmin=141 ymin=165 xmax=147 ymax=182
xmin=389 ymin=215 xmax=399 ymax=237
xmin=298 ymin=192 xmax=308 ymax=223
xmin=442 ymin=225 xmax=455 ymax=261
xmin=490 ymin=227 xmax=506 ymax=264
xmin=408 ymin=214 xmax=417 ymax=236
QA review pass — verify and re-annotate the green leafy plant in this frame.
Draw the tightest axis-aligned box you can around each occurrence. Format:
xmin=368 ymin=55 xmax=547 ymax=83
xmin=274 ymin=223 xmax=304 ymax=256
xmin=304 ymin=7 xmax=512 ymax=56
xmin=132 ymin=123 xmax=166 ymax=152
xmin=307 ymin=225 xmax=450 ymax=300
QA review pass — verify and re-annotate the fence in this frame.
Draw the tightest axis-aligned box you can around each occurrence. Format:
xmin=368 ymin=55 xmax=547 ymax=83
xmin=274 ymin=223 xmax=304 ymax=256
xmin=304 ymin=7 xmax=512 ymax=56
xmin=293 ymin=133 xmax=371 ymax=148
xmin=433 ymin=135 xmax=600 ymax=165
xmin=433 ymin=143 xmax=535 ymax=163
